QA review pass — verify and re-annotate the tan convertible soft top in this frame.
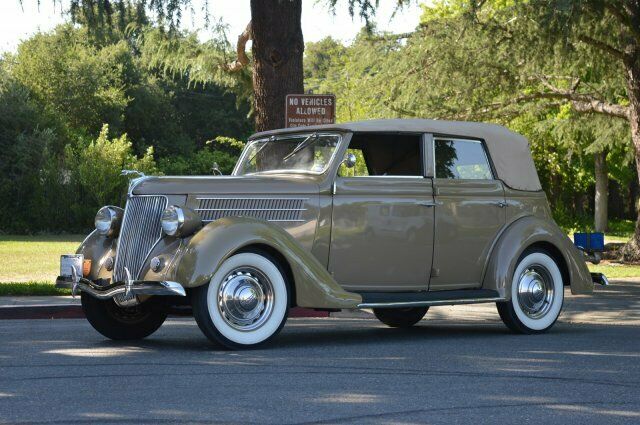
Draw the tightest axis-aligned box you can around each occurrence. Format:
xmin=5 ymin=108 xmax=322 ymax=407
xmin=250 ymin=118 xmax=542 ymax=192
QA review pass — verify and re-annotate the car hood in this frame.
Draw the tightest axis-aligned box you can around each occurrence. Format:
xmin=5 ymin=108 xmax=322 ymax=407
xmin=131 ymin=174 xmax=320 ymax=196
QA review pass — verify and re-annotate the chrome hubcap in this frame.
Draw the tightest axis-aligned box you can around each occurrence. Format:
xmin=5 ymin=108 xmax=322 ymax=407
xmin=217 ymin=267 xmax=274 ymax=331
xmin=517 ymin=265 xmax=554 ymax=319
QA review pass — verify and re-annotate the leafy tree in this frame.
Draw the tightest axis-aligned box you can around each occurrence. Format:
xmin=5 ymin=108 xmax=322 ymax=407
xmin=7 ymin=25 xmax=132 ymax=138
xmin=26 ymin=0 xmax=405 ymax=131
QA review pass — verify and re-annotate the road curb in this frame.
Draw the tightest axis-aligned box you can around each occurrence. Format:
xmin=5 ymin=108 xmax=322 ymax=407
xmin=0 ymin=304 xmax=328 ymax=320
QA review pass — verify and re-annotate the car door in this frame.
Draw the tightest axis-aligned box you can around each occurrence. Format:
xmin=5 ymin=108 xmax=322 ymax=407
xmin=429 ymin=135 xmax=506 ymax=290
xmin=328 ymin=133 xmax=434 ymax=292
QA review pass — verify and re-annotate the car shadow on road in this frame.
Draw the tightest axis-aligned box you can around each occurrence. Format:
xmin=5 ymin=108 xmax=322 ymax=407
xmin=81 ymin=318 xmax=599 ymax=353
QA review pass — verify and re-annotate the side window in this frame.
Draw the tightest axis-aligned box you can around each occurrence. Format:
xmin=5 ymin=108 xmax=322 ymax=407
xmin=338 ymin=133 xmax=423 ymax=177
xmin=435 ymin=138 xmax=493 ymax=180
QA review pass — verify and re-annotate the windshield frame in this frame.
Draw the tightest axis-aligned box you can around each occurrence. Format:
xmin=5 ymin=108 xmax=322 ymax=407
xmin=232 ymin=132 xmax=344 ymax=176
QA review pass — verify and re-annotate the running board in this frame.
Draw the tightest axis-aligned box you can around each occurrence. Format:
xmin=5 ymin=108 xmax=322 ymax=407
xmin=356 ymin=289 xmax=504 ymax=309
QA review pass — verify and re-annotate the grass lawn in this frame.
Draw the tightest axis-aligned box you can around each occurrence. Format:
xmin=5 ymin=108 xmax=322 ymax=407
xmin=588 ymin=262 xmax=640 ymax=279
xmin=0 ymin=235 xmax=82 ymax=295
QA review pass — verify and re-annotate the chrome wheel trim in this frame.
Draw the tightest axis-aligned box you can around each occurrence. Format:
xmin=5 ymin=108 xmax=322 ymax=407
xmin=217 ymin=266 xmax=274 ymax=332
xmin=516 ymin=264 xmax=554 ymax=320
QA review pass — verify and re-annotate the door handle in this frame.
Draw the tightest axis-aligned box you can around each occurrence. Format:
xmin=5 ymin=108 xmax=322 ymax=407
xmin=418 ymin=201 xmax=440 ymax=207
xmin=496 ymin=201 xmax=507 ymax=208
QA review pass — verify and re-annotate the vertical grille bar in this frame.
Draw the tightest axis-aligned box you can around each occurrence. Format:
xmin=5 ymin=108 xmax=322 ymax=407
xmin=113 ymin=196 xmax=167 ymax=282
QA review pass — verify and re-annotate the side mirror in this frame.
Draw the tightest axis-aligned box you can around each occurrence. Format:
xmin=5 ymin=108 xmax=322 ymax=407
xmin=343 ymin=153 xmax=357 ymax=168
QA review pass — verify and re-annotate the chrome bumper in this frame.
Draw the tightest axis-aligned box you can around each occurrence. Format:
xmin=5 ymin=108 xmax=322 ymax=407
xmin=591 ymin=272 xmax=609 ymax=286
xmin=55 ymin=276 xmax=186 ymax=299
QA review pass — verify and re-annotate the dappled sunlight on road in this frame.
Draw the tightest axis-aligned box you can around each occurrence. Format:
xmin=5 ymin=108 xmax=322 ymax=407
xmin=43 ymin=346 xmax=151 ymax=358
xmin=527 ymin=350 xmax=640 ymax=358
xmin=310 ymin=393 xmax=383 ymax=404
xmin=549 ymin=403 xmax=640 ymax=418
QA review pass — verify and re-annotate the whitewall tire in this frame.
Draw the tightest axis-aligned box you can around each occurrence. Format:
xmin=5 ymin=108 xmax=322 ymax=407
xmin=497 ymin=250 xmax=564 ymax=334
xmin=192 ymin=252 xmax=290 ymax=349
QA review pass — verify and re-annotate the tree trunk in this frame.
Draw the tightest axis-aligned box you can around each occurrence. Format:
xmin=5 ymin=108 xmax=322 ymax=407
xmin=250 ymin=0 xmax=304 ymax=132
xmin=621 ymin=54 xmax=640 ymax=261
xmin=594 ymin=150 xmax=609 ymax=233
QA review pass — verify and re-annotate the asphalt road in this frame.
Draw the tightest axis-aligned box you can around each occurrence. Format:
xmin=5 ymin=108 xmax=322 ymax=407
xmin=1 ymin=306 xmax=639 ymax=425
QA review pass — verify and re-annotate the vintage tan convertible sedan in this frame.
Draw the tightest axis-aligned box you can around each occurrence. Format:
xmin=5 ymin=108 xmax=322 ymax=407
xmin=57 ymin=119 xmax=606 ymax=349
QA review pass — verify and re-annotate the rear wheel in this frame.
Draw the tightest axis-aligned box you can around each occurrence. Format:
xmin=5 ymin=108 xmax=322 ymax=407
xmin=373 ymin=307 xmax=429 ymax=328
xmin=192 ymin=252 xmax=290 ymax=349
xmin=497 ymin=250 xmax=564 ymax=334
xmin=81 ymin=293 xmax=168 ymax=340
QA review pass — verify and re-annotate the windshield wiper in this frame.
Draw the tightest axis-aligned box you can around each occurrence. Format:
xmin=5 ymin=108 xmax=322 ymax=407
xmin=283 ymin=133 xmax=318 ymax=162
xmin=248 ymin=136 xmax=276 ymax=164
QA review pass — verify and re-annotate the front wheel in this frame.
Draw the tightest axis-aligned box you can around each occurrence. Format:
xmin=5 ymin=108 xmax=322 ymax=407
xmin=81 ymin=293 xmax=168 ymax=340
xmin=192 ymin=252 xmax=290 ymax=349
xmin=497 ymin=250 xmax=564 ymax=334
xmin=373 ymin=307 xmax=429 ymax=328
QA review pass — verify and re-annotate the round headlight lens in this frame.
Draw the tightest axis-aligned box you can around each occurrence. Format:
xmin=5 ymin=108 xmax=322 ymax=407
xmin=161 ymin=206 xmax=185 ymax=236
xmin=95 ymin=207 xmax=119 ymax=236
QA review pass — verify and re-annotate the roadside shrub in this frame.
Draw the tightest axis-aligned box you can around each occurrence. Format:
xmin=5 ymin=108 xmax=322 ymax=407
xmin=64 ymin=124 xmax=158 ymax=228
xmin=158 ymin=148 xmax=238 ymax=176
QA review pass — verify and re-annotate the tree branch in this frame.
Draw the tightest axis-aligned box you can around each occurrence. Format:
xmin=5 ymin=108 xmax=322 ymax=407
xmin=224 ymin=21 xmax=252 ymax=72
xmin=483 ymin=87 xmax=630 ymax=119
xmin=537 ymin=77 xmax=630 ymax=118
xmin=577 ymin=34 xmax=627 ymax=60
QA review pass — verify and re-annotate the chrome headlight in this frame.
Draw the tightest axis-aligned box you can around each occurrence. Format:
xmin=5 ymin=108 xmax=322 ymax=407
xmin=95 ymin=206 xmax=123 ymax=237
xmin=161 ymin=205 xmax=184 ymax=236
xmin=161 ymin=205 xmax=202 ymax=237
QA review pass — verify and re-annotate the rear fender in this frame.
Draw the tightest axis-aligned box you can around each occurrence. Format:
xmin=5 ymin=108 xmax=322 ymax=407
xmin=482 ymin=216 xmax=593 ymax=298
xmin=169 ymin=216 xmax=362 ymax=309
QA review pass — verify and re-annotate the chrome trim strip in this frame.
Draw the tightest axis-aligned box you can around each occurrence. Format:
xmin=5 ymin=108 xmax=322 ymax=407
xmin=339 ymin=175 xmax=427 ymax=179
xmin=56 ymin=278 xmax=186 ymax=298
xmin=195 ymin=197 xmax=310 ymax=201
xmin=357 ymin=297 xmax=505 ymax=309
xmin=201 ymin=219 xmax=305 ymax=223
xmin=195 ymin=208 xmax=307 ymax=212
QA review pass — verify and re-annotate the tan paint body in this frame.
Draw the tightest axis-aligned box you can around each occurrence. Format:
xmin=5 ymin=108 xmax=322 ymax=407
xmin=77 ymin=120 xmax=593 ymax=309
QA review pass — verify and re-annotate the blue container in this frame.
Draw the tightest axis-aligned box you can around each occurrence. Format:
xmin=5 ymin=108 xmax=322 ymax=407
xmin=573 ymin=232 xmax=605 ymax=252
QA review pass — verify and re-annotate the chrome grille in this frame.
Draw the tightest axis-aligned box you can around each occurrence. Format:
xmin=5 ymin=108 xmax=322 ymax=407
xmin=196 ymin=197 xmax=306 ymax=223
xmin=113 ymin=196 xmax=167 ymax=282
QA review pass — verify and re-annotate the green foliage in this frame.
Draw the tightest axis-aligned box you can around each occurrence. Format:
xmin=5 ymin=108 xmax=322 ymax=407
xmin=158 ymin=149 xmax=237 ymax=176
xmin=1 ymin=20 xmax=251 ymax=234
xmin=67 ymin=124 xmax=157 ymax=206
xmin=8 ymin=25 xmax=132 ymax=137
xmin=158 ymin=136 xmax=245 ymax=175
xmin=0 ymin=282 xmax=71 ymax=296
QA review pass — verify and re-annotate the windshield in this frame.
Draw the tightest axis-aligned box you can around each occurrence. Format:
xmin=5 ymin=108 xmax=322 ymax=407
xmin=234 ymin=133 xmax=341 ymax=175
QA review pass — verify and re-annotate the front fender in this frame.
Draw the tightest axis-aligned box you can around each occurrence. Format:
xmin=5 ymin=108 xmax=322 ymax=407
xmin=169 ymin=217 xmax=362 ymax=309
xmin=482 ymin=216 xmax=593 ymax=299
xmin=76 ymin=230 xmax=116 ymax=280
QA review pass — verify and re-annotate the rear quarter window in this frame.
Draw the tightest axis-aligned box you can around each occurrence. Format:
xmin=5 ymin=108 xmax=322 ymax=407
xmin=434 ymin=138 xmax=493 ymax=180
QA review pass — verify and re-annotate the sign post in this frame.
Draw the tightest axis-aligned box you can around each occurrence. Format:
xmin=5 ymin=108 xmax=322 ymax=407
xmin=285 ymin=94 xmax=336 ymax=128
